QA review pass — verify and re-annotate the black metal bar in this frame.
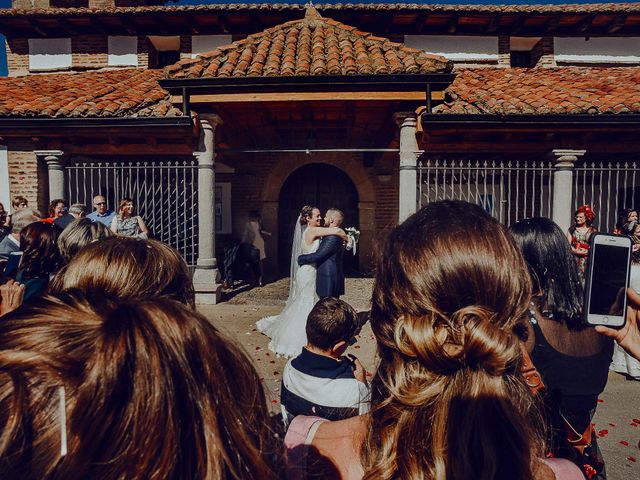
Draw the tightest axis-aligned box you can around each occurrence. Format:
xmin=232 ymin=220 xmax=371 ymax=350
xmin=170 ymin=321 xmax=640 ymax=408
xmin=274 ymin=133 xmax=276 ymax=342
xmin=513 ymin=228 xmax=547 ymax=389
xmin=421 ymin=113 xmax=640 ymax=126
xmin=426 ymin=83 xmax=432 ymax=113
xmin=0 ymin=116 xmax=193 ymax=129
xmin=181 ymin=87 xmax=190 ymax=117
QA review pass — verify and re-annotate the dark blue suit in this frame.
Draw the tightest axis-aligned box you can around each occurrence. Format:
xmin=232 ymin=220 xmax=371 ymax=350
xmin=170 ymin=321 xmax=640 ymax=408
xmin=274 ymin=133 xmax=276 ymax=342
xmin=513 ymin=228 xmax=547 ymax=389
xmin=298 ymin=235 xmax=344 ymax=298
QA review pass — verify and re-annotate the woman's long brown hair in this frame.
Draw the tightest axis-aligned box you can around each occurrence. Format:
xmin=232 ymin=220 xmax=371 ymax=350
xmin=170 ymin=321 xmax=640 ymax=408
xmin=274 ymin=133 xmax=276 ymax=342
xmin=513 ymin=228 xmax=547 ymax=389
xmin=0 ymin=293 xmax=276 ymax=479
xmin=363 ymin=200 xmax=542 ymax=480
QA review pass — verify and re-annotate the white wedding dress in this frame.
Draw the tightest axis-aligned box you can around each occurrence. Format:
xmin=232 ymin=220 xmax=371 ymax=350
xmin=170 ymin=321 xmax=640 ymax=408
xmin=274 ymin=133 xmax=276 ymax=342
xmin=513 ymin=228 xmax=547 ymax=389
xmin=256 ymin=236 xmax=320 ymax=357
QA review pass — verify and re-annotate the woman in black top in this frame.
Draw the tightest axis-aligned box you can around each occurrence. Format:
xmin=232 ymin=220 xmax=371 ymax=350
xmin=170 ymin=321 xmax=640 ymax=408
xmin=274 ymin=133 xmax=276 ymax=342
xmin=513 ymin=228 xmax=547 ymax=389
xmin=511 ymin=217 xmax=613 ymax=479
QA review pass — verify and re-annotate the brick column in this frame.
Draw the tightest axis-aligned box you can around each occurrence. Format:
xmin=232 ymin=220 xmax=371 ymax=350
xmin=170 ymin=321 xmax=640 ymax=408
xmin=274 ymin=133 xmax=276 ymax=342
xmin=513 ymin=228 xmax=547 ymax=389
xmin=193 ymin=114 xmax=223 ymax=304
xmin=36 ymin=150 xmax=66 ymax=203
xmin=552 ymin=149 xmax=585 ymax=232
xmin=394 ymin=112 xmax=420 ymax=223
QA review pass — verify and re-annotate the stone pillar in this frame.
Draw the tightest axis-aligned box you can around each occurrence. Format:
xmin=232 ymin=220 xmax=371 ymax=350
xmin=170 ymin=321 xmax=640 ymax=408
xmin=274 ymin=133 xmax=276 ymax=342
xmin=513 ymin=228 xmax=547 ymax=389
xmin=36 ymin=150 xmax=66 ymax=202
xmin=552 ymin=149 xmax=585 ymax=232
xmin=193 ymin=114 xmax=223 ymax=304
xmin=394 ymin=112 xmax=419 ymax=223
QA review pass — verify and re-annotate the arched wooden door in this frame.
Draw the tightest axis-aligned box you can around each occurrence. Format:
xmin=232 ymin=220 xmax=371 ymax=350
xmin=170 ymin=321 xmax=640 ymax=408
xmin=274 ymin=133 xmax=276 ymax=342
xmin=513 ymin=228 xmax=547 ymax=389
xmin=278 ymin=163 xmax=359 ymax=276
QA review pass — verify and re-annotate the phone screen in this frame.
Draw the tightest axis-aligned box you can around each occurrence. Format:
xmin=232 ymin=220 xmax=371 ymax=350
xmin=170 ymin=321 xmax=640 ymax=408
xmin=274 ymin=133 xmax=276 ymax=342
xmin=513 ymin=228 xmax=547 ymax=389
xmin=588 ymin=243 xmax=628 ymax=316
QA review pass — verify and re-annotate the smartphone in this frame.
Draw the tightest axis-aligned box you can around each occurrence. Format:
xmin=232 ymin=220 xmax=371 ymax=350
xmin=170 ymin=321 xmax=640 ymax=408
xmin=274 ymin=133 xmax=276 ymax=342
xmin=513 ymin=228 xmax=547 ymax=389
xmin=583 ymin=233 xmax=632 ymax=328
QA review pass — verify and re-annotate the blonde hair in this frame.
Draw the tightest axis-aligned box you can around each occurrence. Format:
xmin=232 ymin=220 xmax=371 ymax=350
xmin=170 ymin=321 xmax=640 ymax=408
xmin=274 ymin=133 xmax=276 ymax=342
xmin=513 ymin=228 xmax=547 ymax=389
xmin=0 ymin=293 xmax=275 ymax=479
xmin=51 ymin=237 xmax=195 ymax=307
xmin=57 ymin=218 xmax=113 ymax=263
xmin=364 ymin=200 xmax=541 ymax=480
xmin=117 ymin=197 xmax=134 ymax=218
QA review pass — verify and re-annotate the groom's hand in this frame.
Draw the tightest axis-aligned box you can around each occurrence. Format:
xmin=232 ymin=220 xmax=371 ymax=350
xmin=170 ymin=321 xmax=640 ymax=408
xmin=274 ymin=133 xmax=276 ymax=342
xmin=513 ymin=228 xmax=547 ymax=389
xmin=298 ymin=254 xmax=308 ymax=266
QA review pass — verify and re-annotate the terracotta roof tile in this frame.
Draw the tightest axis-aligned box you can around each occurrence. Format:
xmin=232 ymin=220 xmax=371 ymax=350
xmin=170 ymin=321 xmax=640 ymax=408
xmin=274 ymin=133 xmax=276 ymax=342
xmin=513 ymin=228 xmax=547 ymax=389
xmin=0 ymin=69 xmax=181 ymax=118
xmin=433 ymin=67 xmax=640 ymax=116
xmin=164 ymin=7 xmax=452 ymax=79
xmin=1 ymin=3 xmax=639 ymax=17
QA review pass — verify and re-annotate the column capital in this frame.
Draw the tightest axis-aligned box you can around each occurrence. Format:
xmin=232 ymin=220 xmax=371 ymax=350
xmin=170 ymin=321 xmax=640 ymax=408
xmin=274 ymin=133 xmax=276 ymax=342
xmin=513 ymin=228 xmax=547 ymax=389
xmin=551 ymin=149 xmax=586 ymax=169
xmin=197 ymin=113 xmax=223 ymax=127
xmin=35 ymin=150 xmax=66 ymax=169
xmin=393 ymin=112 xmax=417 ymax=128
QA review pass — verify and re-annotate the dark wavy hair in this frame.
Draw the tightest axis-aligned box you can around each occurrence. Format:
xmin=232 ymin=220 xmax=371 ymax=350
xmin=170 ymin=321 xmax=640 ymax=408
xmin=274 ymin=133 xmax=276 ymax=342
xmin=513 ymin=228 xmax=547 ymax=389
xmin=18 ymin=221 xmax=63 ymax=279
xmin=510 ymin=217 xmax=583 ymax=328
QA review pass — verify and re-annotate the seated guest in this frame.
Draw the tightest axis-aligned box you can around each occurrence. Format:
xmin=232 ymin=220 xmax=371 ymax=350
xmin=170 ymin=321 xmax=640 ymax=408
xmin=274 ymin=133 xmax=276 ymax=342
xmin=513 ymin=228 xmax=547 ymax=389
xmin=50 ymin=236 xmax=194 ymax=307
xmin=0 ymin=208 xmax=41 ymax=262
xmin=54 ymin=202 xmax=88 ymax=230
xmin=42 ymin=198 xmax=67 ymax=224
xmin=57 ymin=218 xmax=113 ymax=264
xmin=281 ymin=297 xmax=370 ymax=425
xmin=86 ymin=194 xmax=115 ymax=227
xmin=285 ymin=201 xmax=583 ymax=480
xmin=110 ymin=198 xmax=149 ymax=239
xmin=15 ymin=221 xmax=62 ymax=301
xmin=0 ymin=293 xmax=276 ymax=479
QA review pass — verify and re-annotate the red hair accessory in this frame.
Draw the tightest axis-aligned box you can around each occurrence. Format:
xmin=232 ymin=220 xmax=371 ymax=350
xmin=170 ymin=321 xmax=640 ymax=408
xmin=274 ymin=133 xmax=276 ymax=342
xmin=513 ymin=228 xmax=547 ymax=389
xmin=577 ymin=205 xmax=596 ymax=223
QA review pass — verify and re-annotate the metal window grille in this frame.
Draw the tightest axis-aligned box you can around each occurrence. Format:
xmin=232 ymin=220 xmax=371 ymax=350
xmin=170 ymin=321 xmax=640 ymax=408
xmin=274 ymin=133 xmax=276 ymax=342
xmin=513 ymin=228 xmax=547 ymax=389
xmin=418 ymin=158 xmax=555 ymax=225
xmin=66 ymin=158 xmax=199 ymax=267
xmin=573 ymin=159 xmax=640 ymax=233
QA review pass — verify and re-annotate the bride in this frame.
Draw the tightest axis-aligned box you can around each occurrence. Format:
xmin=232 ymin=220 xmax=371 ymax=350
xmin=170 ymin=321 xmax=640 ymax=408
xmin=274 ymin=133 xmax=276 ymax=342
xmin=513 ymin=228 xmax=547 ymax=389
xmin=256 ymin=205 xmax=348 ymax=357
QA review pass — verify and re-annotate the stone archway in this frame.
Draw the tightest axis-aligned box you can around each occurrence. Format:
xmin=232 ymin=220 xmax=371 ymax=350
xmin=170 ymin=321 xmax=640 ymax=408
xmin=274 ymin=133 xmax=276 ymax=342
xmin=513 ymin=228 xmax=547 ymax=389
xmin=261 ymin=154 xmax=376 ymax=276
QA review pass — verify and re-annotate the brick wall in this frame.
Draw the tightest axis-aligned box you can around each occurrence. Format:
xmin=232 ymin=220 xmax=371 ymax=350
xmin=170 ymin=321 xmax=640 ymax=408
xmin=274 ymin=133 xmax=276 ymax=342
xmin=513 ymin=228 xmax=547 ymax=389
xmin=6 ymin=38 xmax=29 ymax=76
xmin=532 ymin=37 xmax=556 ymax=68
xmin=180 ymin=35 xmax=192 ymax=61
xmin=498 ymin=36 xmax=511 ymax=67
xmin=137 ymin=35 xmax=150 ymax=69
xmin=72 ymin=35 xmax=108 ymax=70
xmin=6 ymin=140 xmax=48 ymax=215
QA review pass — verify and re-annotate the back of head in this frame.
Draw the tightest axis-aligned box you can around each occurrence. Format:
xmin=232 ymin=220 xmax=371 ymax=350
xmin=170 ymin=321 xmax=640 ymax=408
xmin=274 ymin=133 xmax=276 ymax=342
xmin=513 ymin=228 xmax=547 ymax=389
xmin=11 ymin=208 xmax=42 ymax=234
xmin=365 ymin=200 xmax=538 ymax=480
xmin=52 ymin=237 xmax=195 ymax=307
xmin=0 ymin=293 xmax=275 ymax=479
xmin=510 ymin=217 xmax=583 ymax=327
xmin=19 ymin=221 xmax=62 ymax=279
xmin=327 ymin=208 xmax=344 ymax=227
xmin=57 ymin=218 xmax=113 ymax=263
xmin=69 ymin=204 xmax=87 ymax=217
xmin=306 ymin=297 xmax=358 ymax=350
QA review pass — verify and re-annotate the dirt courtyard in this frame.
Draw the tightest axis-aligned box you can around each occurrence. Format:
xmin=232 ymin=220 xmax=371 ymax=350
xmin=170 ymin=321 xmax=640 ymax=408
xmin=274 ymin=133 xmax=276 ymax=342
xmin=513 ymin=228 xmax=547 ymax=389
xmin=199 ymin=278 xmax=640 ymax=479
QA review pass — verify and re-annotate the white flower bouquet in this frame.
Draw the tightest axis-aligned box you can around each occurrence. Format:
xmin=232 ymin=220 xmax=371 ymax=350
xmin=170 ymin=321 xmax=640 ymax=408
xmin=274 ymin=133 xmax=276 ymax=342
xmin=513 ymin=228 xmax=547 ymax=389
xmin=345 ymin=227 xmax=360 ymax=255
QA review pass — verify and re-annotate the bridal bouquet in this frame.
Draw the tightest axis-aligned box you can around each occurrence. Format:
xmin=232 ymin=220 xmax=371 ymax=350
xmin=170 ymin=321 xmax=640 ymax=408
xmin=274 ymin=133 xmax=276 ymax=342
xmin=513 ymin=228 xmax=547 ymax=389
xmin=345 ymin=227 xmax=360 ymax=255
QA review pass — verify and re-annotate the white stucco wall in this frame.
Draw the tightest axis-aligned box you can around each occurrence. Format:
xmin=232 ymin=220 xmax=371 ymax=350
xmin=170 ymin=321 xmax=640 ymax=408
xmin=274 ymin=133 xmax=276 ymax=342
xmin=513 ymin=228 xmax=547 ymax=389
xmin=191 ymin=35 xmax=233 ymax=58
xmin=108 ymin=36 xmax=139 ymax=67
xmin=404 ymin=35 xmax=499 ymax=61
xmin=28 ymin=38 xmax=72 ymax=71
xmin=555 ymin=37 xmax=640 ymax=64
xmin=0 ymin=146 xmax=10 ymax=212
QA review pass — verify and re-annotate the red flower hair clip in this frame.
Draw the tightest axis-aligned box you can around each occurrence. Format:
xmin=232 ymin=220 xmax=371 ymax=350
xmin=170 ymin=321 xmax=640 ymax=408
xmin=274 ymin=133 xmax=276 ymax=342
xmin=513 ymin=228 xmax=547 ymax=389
xmin=577 ymin=204 xmax=596 ymax=223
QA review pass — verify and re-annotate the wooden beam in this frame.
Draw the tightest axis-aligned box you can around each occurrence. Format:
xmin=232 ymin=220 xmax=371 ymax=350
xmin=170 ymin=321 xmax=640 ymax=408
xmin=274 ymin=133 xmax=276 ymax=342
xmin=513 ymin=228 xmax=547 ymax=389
xmin=607 ymin=15 xmax=627 ymax=34
xmin=447 ymin=15 xmax=459 ymax=34
xmin=545 ymin=16 xmax=562 ymax=33
xmin=63 ymin=142 xmax=193 ymax=156
xmin=577 ymin=15 xmax=596 ymax=34
xmin=511 ymin=15 xmax=528 ymax=34
xmin=174 ymin=91 xmax=427 ymax=104
xmin=486 ymin=14 xmax=502 ymax=34
xmin=413 ymin=13 xmax=428 ymax=34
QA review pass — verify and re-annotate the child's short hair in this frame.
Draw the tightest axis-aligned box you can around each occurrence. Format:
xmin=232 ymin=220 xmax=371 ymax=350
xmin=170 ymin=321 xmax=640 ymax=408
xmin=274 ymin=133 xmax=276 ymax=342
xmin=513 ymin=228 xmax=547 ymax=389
xmin=306 ymin=297 xmax=358 ymax=350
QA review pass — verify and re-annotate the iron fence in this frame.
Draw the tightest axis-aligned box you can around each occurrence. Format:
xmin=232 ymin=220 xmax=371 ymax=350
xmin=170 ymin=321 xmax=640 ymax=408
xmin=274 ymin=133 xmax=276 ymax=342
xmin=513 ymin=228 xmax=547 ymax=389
xmin=573 ymin=160 xmax=640 ymax=233
xmin=66 ymin=158 xmax=199 ymax=266
xmin=418 ymin=158 xmax=554 ymax=225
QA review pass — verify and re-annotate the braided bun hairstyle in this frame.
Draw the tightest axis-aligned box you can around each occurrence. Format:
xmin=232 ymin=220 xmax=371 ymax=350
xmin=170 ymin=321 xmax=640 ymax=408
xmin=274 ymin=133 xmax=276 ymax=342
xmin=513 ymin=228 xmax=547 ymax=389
xmin=299 ymin=205 xmax=317 ymax=226
xmin=363 ymin=200 xmax=541 ymax=480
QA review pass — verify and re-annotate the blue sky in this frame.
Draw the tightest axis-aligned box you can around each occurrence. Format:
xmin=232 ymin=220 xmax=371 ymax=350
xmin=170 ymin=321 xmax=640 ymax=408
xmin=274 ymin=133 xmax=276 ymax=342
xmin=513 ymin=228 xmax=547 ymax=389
xmin=0 ymin=0 xmax=632 ymax=76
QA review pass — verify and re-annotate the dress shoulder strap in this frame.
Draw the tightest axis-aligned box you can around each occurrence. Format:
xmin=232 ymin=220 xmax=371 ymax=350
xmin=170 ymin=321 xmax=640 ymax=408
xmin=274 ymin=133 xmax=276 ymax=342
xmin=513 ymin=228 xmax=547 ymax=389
xmin=541 ymin=458 xmax=585 ymax=480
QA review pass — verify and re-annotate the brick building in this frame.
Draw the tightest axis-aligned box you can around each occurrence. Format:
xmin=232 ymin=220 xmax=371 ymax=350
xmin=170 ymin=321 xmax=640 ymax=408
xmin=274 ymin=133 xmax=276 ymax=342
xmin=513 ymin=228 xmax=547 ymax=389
xmin=0 ymin=2 xmax=639 ymax=302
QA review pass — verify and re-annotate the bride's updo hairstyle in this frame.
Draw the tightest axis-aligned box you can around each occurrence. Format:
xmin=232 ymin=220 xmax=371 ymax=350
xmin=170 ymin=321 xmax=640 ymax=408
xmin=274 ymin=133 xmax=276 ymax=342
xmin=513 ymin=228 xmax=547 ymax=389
xmin=364 ymin=200 xmax=541 ymax=480
xmin=299 ymin=205 xmax=317 ymax=226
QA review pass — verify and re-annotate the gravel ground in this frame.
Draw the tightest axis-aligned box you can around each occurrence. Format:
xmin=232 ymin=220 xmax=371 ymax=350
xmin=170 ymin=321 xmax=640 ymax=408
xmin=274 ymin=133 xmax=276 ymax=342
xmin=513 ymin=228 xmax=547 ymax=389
xmin=226 ymin=277 xmax=374 ymax=311
xmin=202 ymin=278 xmax=640 ymax=478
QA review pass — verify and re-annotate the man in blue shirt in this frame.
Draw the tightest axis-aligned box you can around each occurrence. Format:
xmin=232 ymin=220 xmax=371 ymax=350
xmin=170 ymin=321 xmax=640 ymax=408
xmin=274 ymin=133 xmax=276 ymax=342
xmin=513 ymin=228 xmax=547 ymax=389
xmin=86 ymin=195 xmax=115 ymax=227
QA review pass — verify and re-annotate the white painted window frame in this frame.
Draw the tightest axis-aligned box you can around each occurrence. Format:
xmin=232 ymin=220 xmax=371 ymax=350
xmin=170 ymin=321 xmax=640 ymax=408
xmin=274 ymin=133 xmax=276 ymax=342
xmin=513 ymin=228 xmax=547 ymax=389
xmin=108 ymin=36 xmax=139 ymax=67
xmin=28 ymin=38 xmax=72 ymax=71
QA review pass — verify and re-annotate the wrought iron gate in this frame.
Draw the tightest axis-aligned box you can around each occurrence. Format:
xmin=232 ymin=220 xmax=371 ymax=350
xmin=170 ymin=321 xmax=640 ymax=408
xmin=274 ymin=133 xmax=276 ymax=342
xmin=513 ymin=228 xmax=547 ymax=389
xmin=419 ymin=156 xmax=640 ymax=232
xmin=418 ymin=158 xmax=554 ymax=225
xmin=66 ymin=157 xmax=199 ymax=266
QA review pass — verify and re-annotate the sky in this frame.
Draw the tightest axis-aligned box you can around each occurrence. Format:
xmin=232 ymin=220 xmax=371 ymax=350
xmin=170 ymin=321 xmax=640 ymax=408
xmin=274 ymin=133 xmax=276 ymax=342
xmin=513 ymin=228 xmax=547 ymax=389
xmin=0 ymin=0 xmax=633 ymax=76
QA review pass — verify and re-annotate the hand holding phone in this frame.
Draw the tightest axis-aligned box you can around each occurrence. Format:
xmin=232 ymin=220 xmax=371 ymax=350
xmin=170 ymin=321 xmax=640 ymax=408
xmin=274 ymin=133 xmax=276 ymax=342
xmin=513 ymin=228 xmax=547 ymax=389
xmin=584 ymin=233 xmax=632 ymax=328
xmin=596 ymin=288 xmax=640 ymax=361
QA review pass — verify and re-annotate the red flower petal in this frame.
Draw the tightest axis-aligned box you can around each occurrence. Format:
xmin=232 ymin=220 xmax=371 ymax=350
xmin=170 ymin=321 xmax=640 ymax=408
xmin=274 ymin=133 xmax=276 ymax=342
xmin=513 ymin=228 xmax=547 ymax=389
xmin=627 ymin=456 xmax=636 ymax=462
xmin=620 ymin=440 xmax=630 ymax=446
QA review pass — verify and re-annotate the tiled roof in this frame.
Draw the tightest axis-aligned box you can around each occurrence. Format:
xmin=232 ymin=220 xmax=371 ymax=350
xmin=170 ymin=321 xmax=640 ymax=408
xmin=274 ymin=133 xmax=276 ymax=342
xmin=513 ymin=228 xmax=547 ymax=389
xmin=164 ymin=7 xmax=452 ymax=79
xmin=0 ymin=3 xmax=639 ymax=16
xmin=433 ymin=67 xmax=640 ymax=116
xmin=0 ymin=69 xmax=181 ymax=118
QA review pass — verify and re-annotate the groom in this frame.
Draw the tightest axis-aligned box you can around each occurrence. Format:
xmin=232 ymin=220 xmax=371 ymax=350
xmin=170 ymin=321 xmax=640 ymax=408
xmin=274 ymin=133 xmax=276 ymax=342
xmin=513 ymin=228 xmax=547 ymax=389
xmin=298 ymin=208 xmax=345 ymax=299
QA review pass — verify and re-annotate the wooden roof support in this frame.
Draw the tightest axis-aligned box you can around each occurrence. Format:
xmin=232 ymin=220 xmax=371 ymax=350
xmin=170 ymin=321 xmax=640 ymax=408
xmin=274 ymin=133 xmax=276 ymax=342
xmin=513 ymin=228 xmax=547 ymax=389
xmin=607 ymin=15 xmax=628 ymax=34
